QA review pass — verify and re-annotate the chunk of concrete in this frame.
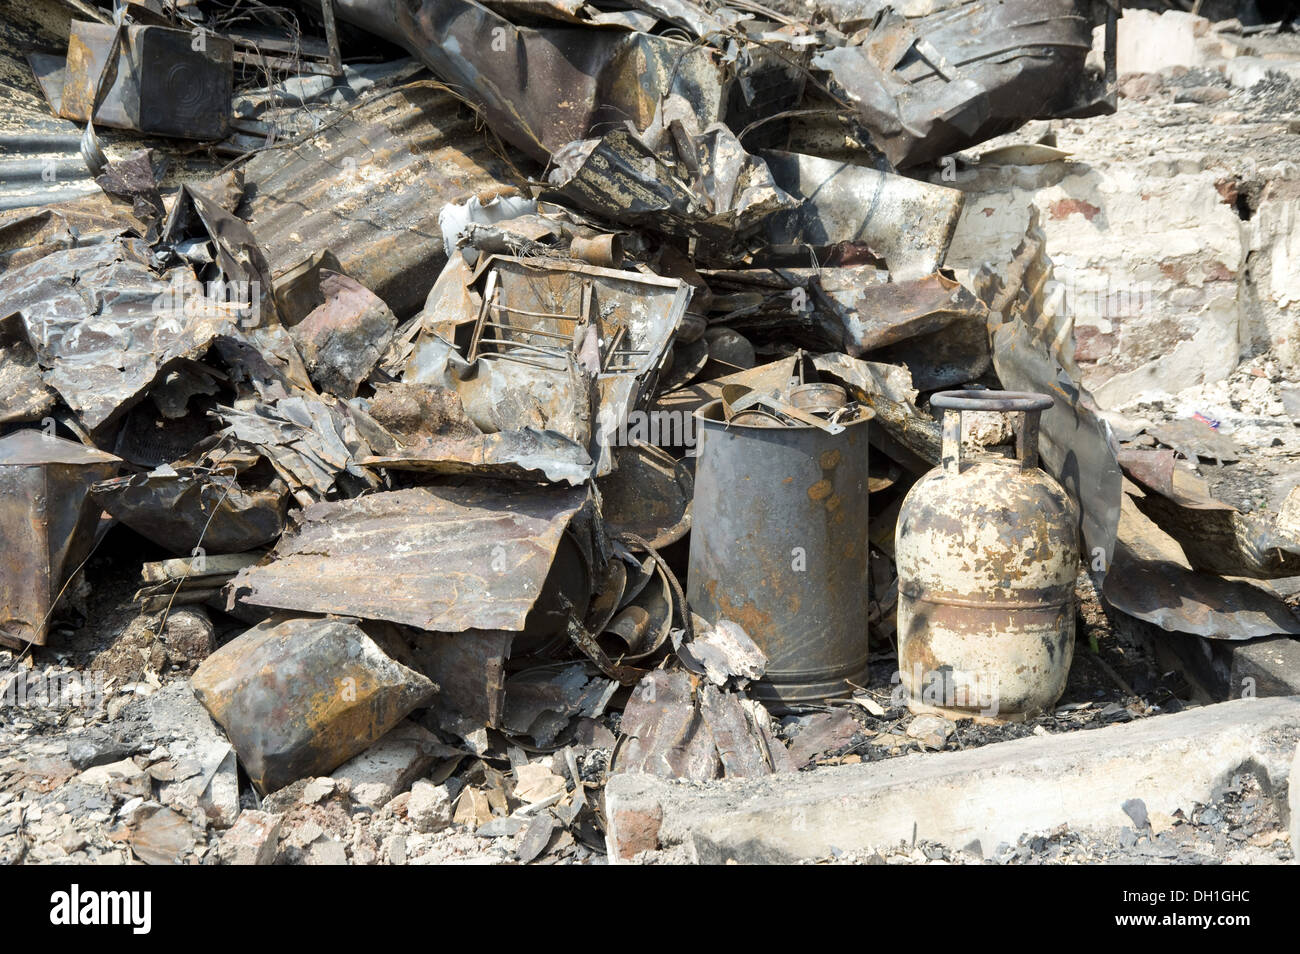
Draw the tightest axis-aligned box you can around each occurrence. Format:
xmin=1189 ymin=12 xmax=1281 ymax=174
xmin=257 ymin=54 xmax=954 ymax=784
xmin=218 ymin=810 xmax=283 ymax=865
xmin=330 ymin=721 xmax=456 ymax=809
xmin=408 ymin=779 xmax=454 ymax=834
xmin=605 ymin=696 xmax=1300 ymax=863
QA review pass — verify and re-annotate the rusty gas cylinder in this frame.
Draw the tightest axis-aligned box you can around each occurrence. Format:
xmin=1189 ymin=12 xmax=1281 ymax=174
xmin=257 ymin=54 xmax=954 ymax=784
xmin=894 ymin=390 xmax=1079 ymax=720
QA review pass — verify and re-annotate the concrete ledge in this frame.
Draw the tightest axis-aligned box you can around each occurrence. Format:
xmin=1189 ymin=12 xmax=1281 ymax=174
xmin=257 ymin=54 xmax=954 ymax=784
xmin=606 ymin=696 xmax=1300 ymax=863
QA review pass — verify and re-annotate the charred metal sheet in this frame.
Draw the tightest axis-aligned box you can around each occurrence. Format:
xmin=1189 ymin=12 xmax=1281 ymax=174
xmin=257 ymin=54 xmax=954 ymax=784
xmin=160 ymin=184 xmax=278 ymax=326
xmin=91 ymin=465 xmax=289 ymax=555
xmin=0 ymin=314 xmax=57 ymax=425
xmin=0 ymin=239 xmax=237 ymax=437
xmin=227 ymin=484 xmax=590 ymax=633
xmin=237 ymin=82 xmax=525 ymax=318
xmin=333 ymin=0 xmax=727 ymax=162
xmin=216 ymin=397 xmax=380 ymax=505
xmin=976 ymin=208 xmax=1121 ymax=573
xmin=1120 ymin=448 xmax=1300 ymax=581
xmin=191 ymin=615 xmax=436 ymax=793
xmin=759 ymin=151 xmax=963 ymax=281
xmin=365 ymin=428 xmax=595 ymax=486
xmin=594 ymin=441 xmax=692 ymax=548
xmin=678 ymin=616 xmax=766 ymax=688
xmin=812 ymin=0 xmax=1114 ymax=168
xmin=613 ymin=671 xmax=720 ymax=781
xmin=784 ymin=708 xmax=858 ymax=770
xmin=687 ymin=396 xmax=874 ymax=707
xmin=815 ymin=270 xmax=989 ymax=388
xmin=696 ymin=684 xmax=774 ymax=779
xmin=502 ymin=663 xmax=616 ymax=747
xmin=55 ymin=20 xmax=233 ymax=140
xmin=409 ymin=629 xmax=513 ymax=733
xmin=1146 ymin=419 xmax=1244 ymax=465
xmin=0 ymin=431 xmax=121 ymax=649
xmin=546 ymin=122 xmax=797 ymax=248
xmin=1103 ymin=495 xmax=1300 ymax=640
xmin=288 ymin=271 xmax=397 ymax=398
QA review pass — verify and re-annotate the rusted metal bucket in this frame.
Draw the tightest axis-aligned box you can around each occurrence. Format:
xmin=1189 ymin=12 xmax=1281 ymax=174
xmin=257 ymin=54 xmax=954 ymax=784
xmin=895 ymin=390 xmax=1079 ymax=720
xmin=687 ymin=399 xmax=874 ymax=707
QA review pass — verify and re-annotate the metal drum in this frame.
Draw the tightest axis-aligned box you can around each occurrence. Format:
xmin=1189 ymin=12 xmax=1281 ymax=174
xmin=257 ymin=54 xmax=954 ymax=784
xmin=895 ymin=390 xmax=1079 ymax=720
xmin=687 ymin=399 xmax=873 ymax=707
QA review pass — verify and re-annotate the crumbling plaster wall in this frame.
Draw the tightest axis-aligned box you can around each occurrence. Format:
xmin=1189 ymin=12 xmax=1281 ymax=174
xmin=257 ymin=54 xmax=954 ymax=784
xmin=932 ymin=8 xmax=1300 ymax=409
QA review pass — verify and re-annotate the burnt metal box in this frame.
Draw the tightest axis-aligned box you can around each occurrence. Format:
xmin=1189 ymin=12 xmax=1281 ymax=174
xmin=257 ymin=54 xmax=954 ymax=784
xmin=59 ymin=20 xmax=233 ymax=140
xmin=0 ymin=431 xmax=120 ymax=649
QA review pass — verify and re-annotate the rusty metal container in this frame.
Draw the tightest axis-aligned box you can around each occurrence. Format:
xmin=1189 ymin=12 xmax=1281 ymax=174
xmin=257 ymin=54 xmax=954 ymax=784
xmin=53 ymin=20 xmax=234 ymax=140
xmin=895 ymin=390 xmax=1078 ymax=720
xmin=687 ymin=399 xmax=874 ymax=706
xmin=0 ymin=431 xmax=120 ymax=649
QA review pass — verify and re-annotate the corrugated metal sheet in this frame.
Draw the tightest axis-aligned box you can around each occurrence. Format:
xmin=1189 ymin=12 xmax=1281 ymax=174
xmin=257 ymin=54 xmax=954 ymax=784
xmin=236 ymin=80 xmax=526 ymax=318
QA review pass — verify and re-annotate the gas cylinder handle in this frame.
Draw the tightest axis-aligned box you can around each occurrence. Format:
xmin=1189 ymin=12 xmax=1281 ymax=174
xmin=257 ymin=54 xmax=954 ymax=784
xmin=930 ymin=390 xmax=1054 ymax=474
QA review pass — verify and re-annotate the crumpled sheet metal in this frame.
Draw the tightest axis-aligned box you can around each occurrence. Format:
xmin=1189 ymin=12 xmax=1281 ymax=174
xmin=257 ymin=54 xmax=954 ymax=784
xmin=333 ymin=0 xmax=727 ymax=162
xmin=90 ymin=466 xmax=289 ymax=556
xmin=288 ymin=270 xmax=397 ymax=398
xmin=613 ymin=670 xmax=787 ymax=781
xmin=759 ymin=151 xmax=963 ymax=281
xmin=237 ymin=81 xmax=525 ymax=318
xmin=976 ymin=209 xmax=1120 ymax=572
xmin=815 ymin=270 xmax=989 ymax=387
xmin=546 ymin=123 xmax=797 ymax=248
xmin=191 ymin=615 xmax=437 ymax=793
xmin=409 ymin=629 xmax=513 ymax=733
xmin=217 ymin=397 xmax=380 ymax=505
xmin=0 ymin=239 xmax=236 ymax=437
xmin=1103 ymin=495 xmax=1300 ymax=640
xmin=502 ymin=663 xmax=616 ymax=747
xmin=1119 ymin=448 xmax=1300 ymax=581
xmin=812 ymin=0 xmax=1114 ymax=168
xmin=227 ymin=483 xmax=590 ymax=633
xmin=365 ymin=427 xmax=595 ymax=486
xmin=0 ymin=314 xmax=57 ymax=425
xmin=0 ymin=431 xmax=121 ymax=649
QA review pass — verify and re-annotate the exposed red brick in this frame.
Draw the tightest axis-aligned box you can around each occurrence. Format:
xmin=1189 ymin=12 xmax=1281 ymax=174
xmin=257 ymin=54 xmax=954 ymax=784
xmin=1048 ymin=198 xmax=1101 ymax=222
xmin=613 ymin=804 xmax=663 ymax=860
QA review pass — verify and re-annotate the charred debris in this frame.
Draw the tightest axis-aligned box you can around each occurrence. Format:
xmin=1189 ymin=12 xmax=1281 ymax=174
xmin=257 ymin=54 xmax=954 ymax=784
xmin=1 ymin=0 xmax=1298 ymax=865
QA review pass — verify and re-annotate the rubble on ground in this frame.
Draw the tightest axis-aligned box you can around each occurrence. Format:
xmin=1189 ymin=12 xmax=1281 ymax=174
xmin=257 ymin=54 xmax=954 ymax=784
xmin=1 ymin=0 xmax=1298 ymax=866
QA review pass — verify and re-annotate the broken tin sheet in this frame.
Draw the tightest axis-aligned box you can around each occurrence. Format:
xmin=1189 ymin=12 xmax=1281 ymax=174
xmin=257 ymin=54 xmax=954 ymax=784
xmin=759 ymin=151 xmax=963 ymax=281
xmin=364 ymin=428 xmax=595 ymax=486
xmin=0 ymin=239 xmax=237 ymax=437
xmin=91 ymin=465 xmax=289 ymax=556
xmin=546 ymin=121 xmax=797 ymax=249
xmin=815 ymin=270 xmax=989 ymax=388
xmin=1103 ymin=494 xmax=1300 ymax=640
xmin=227 ymin=483 xmax=590 ymax=633
xmin=1120 ymin=448 xmax=1300 ymax=581
xmin=333 ymin=0 xmax=727 ymax=162
xmin=237 ymin=81 xmax=525 ymax=318
xmin=812 ymin=0 xmax=1113 ymax=169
